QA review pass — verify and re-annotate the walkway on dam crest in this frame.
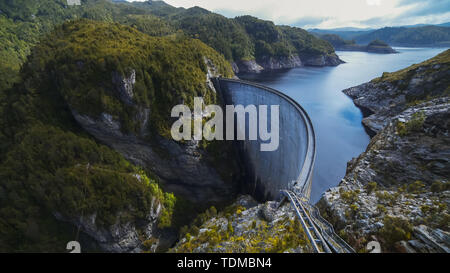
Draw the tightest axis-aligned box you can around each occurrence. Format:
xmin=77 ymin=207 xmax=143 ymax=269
xmin=280 ymin=190 xmax=355 ymax=253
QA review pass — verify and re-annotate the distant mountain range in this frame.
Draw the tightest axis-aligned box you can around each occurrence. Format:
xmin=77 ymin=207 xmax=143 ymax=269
xmin=309 ymin=23 xmax=450 ymax=47
xmin=309 ymin=22 xmax=450 ymax=33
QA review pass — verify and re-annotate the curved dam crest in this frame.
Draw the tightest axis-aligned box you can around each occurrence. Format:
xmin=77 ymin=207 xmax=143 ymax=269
xmin=214 ymin=78 xmax=316 ymax=201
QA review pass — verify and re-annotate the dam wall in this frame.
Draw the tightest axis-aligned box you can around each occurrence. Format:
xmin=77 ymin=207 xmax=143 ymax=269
xmin=214 ymin=78 xmax=316 ymax=201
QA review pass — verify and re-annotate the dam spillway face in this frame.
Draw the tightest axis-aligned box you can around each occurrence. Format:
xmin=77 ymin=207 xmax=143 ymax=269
xmin=214 ymin=78 xmax=316 ymax=201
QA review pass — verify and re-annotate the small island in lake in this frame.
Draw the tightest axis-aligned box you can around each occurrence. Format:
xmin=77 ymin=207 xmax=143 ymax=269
xmin=320 ymin=34 xmax=398 ymax=54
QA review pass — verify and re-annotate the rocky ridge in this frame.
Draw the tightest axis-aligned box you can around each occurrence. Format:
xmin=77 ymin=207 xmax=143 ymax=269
xmin=232 ymin=53 xmax=343 ymax=74
xmin=318 ymin=49 xmax=450 ymax=252
xmin=53 ymin=193 xmax=162 ymax=253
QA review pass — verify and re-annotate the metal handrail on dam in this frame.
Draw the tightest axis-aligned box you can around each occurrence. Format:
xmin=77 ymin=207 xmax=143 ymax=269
xmin=281 ymin=190 xmax=355 ymax=253
xmin=214 ymin=78 xmax=354 ymax=253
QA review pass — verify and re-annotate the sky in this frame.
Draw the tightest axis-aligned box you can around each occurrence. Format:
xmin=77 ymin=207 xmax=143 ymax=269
xmin=127 ymin=0 xmax=450 ymax=29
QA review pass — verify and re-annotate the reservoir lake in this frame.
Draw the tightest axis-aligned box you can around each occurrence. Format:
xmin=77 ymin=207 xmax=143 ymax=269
xmin=239 ymin=47 xmax=448 ymax=203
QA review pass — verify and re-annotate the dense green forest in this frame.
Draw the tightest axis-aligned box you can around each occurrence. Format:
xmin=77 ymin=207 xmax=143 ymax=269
xmin=0 ymin=2 xmax=236 ymax=251
xmin=30 ymin=19 xmax=233 ymax=136
xmin=170 ymin=9 xmax=254 ymax=61
xmin=0 ymin=0 xmax=180 ymax=92
xmin=0 ymin=16 xmax=234 ymax=251
xmin=320 ymin=34 xmax=356 ymax=48
xmin=0 ymin=0 xmax=338 ymax=94
xmin=168 ymin=12 xmax=335 ymax=62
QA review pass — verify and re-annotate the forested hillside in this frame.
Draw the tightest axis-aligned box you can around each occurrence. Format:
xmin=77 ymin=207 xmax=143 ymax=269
xmin=0 ymin=12 xmax=234 ymax=252
xmin=0 ymin=0 xmax=179 ymax=91
xmin=0 ymin=0 xmax=340 ymax=86
xmin=355 ymin=26 xmax=450 ymax=47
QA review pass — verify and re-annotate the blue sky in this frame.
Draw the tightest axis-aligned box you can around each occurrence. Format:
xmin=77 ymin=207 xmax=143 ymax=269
xmin=127 ymin=0 xmax=450 ymax=29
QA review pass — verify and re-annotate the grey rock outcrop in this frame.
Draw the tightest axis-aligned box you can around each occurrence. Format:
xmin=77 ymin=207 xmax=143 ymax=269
xmin=232 ymin=53 xmax=343 ymax=74
xmin=256 ymin=55 xmax=302 ymax=70
xmin=233 ymin=60 xmax=264 ymax=74
xmin=54 ymin=195 xmax=162 ymax=253
xmin=343 ymin=57 xmax=450 ymax=135
xmin=112 ymin=70 xmax=136 ymax=105
xmin=302 ymin=53 xmax=344 ymax=66
xmin=319 ymin=51 xmax=450 ymax=252
xmin=171 ymin=195 xmax=311 ymax=253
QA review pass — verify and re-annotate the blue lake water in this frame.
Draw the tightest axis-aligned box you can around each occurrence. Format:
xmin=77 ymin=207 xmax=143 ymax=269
xmin=239 ymin=47 xmax=448 ymax=203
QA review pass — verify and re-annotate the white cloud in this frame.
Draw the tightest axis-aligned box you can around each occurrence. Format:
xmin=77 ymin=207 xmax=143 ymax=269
xmin=128 ymin=0 xmax=450 ymax=28
xmin=366 ymin=0 xmax=381 ymax=6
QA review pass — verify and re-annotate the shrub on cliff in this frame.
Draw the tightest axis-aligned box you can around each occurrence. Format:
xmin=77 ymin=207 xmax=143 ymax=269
xmin=378 ymin=216 xmax=413 ymax=250
xmin=396 ymin=112 xmax=426 ymax=136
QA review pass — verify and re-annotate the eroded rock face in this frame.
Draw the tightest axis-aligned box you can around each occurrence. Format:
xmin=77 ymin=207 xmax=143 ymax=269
xmin=72 ymin=120 xmax=235 ymax=203
xmin=256 ymin=55 xmax=302 ymax=70
xmin=319 ymin=54 xmax=450 ymax=253
xmin=342 ymin=101 xmax=449 ymax=187
xmin=233 ymin=60 xmax=264 ymax=74
xmin=112 ymin=70 xmax=136 ymax=105
xmin=232 ymin=53 xmax=343 ymax=74
xmin=302 ymin=53 xmax=344 ymax=67
xmin=319 ymin=106 xmax=450 ymax=252
xmin=54 ymin=196 xmax=162 ymax=253
xmin=71 ymin=59 xmax=238 ymax=205
xmin=343 ymin=61 xmax=450 ymax=135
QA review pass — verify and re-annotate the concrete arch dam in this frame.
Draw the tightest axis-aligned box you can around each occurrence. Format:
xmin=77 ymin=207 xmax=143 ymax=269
xmin=213 ymin=78 xmax=316 ymax=201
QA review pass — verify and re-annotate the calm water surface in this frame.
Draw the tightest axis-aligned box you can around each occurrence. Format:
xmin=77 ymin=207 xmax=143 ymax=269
xmin=239 ymin=47 xmax=448 ymax=203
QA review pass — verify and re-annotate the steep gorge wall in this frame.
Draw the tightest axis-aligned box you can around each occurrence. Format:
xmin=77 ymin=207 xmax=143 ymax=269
xmin=215 ymin=79 xmax=316 ymax=201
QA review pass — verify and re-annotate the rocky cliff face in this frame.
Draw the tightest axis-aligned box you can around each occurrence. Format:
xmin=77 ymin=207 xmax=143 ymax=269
xmin=232 ymin=53 xmax=343 ymax=73
xmin=343 ymin=52 xmax=450 ymax=136
xmin=71 ymin=59 xmax=238 ymax=205
xmin=54 ymin=194 xmax=163 ymax=253
xmin=301 ymin=53 xmax=344 ymax=66
xmin=256 ymin=55 xmax=302 ymax=70
xmin=232 ymin=60 xmax=264 ymax=74
xmin=319 ymin=49 xmax=450 ymax=253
